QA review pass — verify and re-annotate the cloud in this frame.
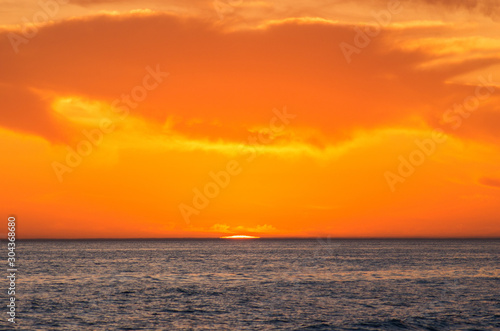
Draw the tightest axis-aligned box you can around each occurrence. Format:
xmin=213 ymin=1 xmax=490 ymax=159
xmin=0 ymin=85 xmax=71 ymax=141
xmin=479 ymin=177 xmax=500 ymax=188
xmin=0 ymin=11 xmax=499 ymax=148
xmin=420 ymin=0 xmax=500 ymax=20
xmin=210 ymin=223 xmax=277 ymax=234
xmin=210 ymin=223 xmax=231 ymax=233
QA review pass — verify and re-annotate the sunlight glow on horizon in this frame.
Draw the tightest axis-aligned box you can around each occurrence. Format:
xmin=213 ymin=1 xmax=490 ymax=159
xmin=221 ymin=235 xmax=261 ymax=239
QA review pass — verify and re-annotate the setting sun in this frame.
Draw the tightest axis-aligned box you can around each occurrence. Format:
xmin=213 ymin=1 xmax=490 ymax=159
xmin=220 ymin=235 xmax=260 ymax=239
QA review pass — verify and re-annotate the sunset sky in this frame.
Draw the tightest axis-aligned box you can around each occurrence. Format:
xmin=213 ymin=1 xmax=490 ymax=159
xmin=1 ymin=0 xmax=500 ymax=238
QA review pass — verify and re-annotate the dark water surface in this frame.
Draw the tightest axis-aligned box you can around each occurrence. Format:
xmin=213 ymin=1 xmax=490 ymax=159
xmin=8 ymin=239 xmax=500 ymax=330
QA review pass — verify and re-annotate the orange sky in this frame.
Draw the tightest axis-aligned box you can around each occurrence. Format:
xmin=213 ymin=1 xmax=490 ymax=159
xmin=1 ymin=0 xmax=500 ymax=238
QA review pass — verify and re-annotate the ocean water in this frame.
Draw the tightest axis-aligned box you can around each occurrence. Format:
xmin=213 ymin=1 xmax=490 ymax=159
xmin=8 ymin=239 xmax=500 ymax=330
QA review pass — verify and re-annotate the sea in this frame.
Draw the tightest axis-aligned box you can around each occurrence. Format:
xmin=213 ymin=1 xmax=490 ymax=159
xmin=6 ymin=239 xmax=500 ymax=330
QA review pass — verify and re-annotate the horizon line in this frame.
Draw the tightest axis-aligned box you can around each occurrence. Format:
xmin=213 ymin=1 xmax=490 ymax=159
xmin=9 ymin=236 xmax=500 ymax=241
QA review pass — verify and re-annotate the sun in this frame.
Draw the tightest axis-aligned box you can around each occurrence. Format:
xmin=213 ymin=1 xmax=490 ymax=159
xmin=220 ymin=235 xmax=260 ymax=239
